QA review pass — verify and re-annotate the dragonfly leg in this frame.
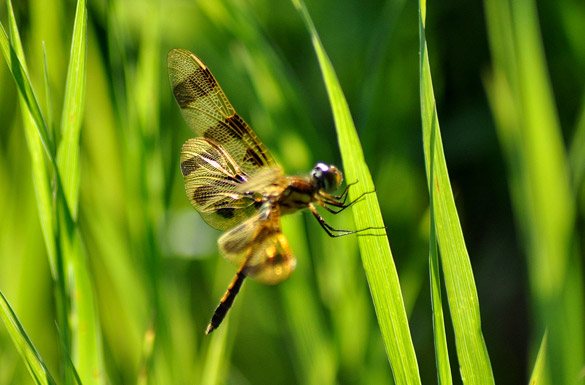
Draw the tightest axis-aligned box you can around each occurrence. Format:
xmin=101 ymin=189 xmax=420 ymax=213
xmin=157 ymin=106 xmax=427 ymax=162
xmin=309 ymin=204 xmax=385 ymax=237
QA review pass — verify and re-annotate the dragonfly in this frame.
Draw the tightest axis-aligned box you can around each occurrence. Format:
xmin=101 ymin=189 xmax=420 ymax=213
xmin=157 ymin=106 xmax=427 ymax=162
xmin=168 ymin=48 xmax=374 ymax=334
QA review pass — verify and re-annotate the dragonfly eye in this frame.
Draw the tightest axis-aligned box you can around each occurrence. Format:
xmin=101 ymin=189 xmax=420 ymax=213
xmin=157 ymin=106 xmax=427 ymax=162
xmin=311 ymin=163 xmax=343 ymax=194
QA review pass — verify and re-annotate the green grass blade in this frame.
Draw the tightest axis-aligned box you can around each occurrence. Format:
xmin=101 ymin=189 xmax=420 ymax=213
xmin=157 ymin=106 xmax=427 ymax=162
xmin=483 ymin=0 xmax=585 ymax=382
xmin=58 ymin=1 xmax=105 ymax=383
xmin=419 ymin=1 xmax=495 ymax=384
xmin=5 ymin=0 xmax=57 ymax=274
xmin=200 ymin=325 xmax=229 ymax=385
xmin=429 ymin=162 xmax=452 ymax=385
xmin=529 ymin=332 xmax=548 ymax=385
xmin=291 ymin=1 xmax=421 ymax=383
xmin=569 ymin=96 xmax=585 ymax=189
xmin=281 ymin=216 xmax=337 ymax=384
xmin=57 ymin=0 xmax=87 ymax=219
xmin=4 ymin=3 xmax=76 ymax=383
xmin=42 ymin=41 xmax=55 ymax=143
xmin=0 ymin=23 xmax=53 ymax=159
xmin=64 ymin=223 xmax=105 ymax=385
xmin=0 ymin=291 xmax=57 ymax=385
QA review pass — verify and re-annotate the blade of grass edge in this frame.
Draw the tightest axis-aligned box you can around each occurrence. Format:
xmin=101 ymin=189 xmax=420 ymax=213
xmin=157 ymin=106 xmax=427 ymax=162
xmin=419 ymin=1 xmax=495 ymax=384
xmin=200 ymin=320 xmax=229 ymax=385
xmin=0 ymin=290 xmax=57 ymax=385
xmin=0 ymin=23 xmax=53 ymax=157
xmin=5 ymin=0 xmax=57 ymax=275
xmin=58 ymin=1 xmax=105 ymax=383
xmin=429 ymin=118 xmax=453 ymax=385
xmin=569 ymin=95 xmax=585 ymax=190
xmin=58 ymin=0 xmax=87 ymax=220
xmin=0 ymin=22 xmax=81 ymax=226
xmin=42 ymin=42 xmax=55 ymax=144
xmin=4 ymin=2 xmax=73 ymax=382
xmin=529 ymin=332 xmax=548 ymax=385
xmin=291 ymin=1 xmax=421 ymax=383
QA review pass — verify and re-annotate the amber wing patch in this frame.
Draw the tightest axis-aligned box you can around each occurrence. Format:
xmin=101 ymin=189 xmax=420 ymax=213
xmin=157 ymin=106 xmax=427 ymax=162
xmin=217 ymin=207 xmax=296 ymax=285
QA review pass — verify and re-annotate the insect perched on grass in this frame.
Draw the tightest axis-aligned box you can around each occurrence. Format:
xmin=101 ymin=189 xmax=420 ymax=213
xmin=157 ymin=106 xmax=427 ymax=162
xmin=168 ymin=49 xmax=373 ymax=334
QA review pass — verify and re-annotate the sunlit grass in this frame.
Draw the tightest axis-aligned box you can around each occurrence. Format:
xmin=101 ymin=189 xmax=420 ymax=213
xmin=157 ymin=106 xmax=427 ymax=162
xmin=0 ymin=0 xmax=583 ymax=384
xmin=291 ymin=0 xmax=421 ymax=383
xmin=419 ymin=0 xmax=494 ymax=383
xmin=1 ymin=0 xmax=104 ymax=384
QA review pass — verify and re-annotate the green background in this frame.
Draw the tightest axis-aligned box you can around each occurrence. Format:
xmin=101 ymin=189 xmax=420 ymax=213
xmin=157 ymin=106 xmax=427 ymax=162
xmin=0 ymin=0 xmax=583 ymax=384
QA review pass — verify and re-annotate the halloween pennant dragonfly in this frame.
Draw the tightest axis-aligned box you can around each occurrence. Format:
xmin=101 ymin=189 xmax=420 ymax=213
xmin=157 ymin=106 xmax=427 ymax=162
xmin=168 ymin=49 xmax=368 ymax=334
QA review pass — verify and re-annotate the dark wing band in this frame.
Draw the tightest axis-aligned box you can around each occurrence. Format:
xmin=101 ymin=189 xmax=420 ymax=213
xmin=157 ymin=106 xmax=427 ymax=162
xmin=181 ymin=137 xmax=261 ymax=230
xmin=168 ymin=49 xmax=275 ymax=175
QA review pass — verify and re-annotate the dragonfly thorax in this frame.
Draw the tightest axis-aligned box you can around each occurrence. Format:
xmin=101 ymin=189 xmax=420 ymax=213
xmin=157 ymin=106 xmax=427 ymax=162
xmin=310 ymin=163 xmax=343 ymax=194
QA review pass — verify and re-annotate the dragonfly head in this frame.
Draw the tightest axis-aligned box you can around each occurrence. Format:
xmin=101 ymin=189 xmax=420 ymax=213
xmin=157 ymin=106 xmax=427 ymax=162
xmin=311 ymin=163 xmax=343 ymax=194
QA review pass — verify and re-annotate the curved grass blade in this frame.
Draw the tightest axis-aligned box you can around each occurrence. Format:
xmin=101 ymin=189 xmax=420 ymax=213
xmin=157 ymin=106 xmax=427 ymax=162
xmin=419 ymin=1 xmax=494 ymax=383
xmin=0 ymin=291 xmax=57 ymax=385
xmin=291 ymin=1 xmax=421 ymax=383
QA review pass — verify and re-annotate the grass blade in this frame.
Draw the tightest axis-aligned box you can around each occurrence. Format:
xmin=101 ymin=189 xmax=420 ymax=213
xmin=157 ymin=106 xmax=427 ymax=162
xmin=0 ymin=23 xmax=53 ymax=159
xmin=569 ymin=96 xmax=585 ymax=189
xmin=42 ymin=41 xmax=55 ymax=144
xmin=0 ymin=291 xmax=57 ymax=385
xmin=57 ymin=0 xmax=87 ymax=219
xmin=58 ymin=1 xmax=105 ymax=383
xmin=4 ymin=1 xmax=105 ymax=383
xmin=528 ymin=332 xmax=548 ymax=385
xmin=419 ymin=1 xmax=495 ymax=383
xmin=64 ymin=222 xmax=105 ymax=385
xmin=4 ymin=2 xmax=75 ymax=383
xmin=291 ymin=1 xmax=421 ymax=383
xmin=483 ymin=0 xmax=585 ymax=381
xmin=429 ymin=163 xmax=452 ymax=385
xmin=5 ymin=0 xmax=57 ymax=274
xmin=281 ymin=216 xmax=337 ymax=384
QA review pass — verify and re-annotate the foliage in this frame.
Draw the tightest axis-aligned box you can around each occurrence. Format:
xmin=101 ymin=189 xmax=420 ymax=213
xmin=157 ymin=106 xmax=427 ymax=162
xmin=0 ymin=0 xmax=583 ymax=384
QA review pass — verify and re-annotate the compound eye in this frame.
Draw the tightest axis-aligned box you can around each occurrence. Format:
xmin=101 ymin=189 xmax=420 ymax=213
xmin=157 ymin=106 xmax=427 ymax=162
xmin=311 ymin=163 xmax=342 ymax=194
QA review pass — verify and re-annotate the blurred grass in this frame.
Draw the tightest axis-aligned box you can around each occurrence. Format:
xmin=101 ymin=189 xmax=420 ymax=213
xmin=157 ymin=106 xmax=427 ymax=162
xmin=529 ymin=332 xmax=548 ymax=385
xmin=484 ymin=0 xmax=585 ymax=382
xmin=0 ymin=0 xmax=583 ymax=384
xmin=2 ymin=0 xmax=105 ymax=384
xmin=0 ymin=291 xmax=56 ymax=385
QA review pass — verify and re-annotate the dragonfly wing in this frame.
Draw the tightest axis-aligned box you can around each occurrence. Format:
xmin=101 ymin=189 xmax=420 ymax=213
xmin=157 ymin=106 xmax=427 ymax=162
xmin=181 ymin=137 xmax=261 ymax=230
xmin=168 ymin=48 xmax=275 ymax=175
xmin=218 ymin=207 xmax=296 ymax=285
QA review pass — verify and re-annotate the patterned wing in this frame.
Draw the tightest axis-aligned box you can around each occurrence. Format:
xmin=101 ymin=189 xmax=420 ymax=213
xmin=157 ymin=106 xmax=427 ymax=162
xmin=218 ymin=206 xmax=296 ymax=285
xmin=168 ymin=48 xmax=275 ymax=175
xmin=181 ymin=137 xmax=262 ymax=230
